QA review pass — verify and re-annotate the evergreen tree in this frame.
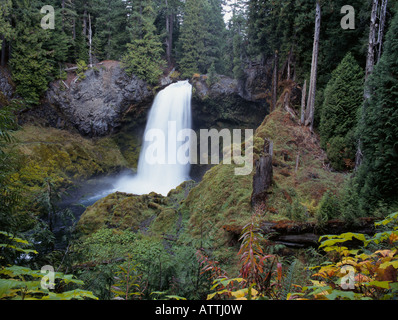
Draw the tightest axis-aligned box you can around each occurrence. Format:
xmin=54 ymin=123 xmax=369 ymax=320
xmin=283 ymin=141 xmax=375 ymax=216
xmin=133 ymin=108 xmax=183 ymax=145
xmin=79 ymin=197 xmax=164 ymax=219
xmin=9 ymin=1 xmax=53 ymax=105
xmin=0 ymin=0 xmax=12 ymax=67
xmin=178 ymin=0 xmax=207 ymax=77
xmin=355 ymin=7 xmax=398 ymax=213
xmin=153 ymin=0 xmax=183 ymax=67
xmin=319 ymin=52 xmax=364 ymax=171
xmin=247 ymin=0 xmax=295 ymax=62
xmin=204 ymin=0 xmax=227 ymax=73
xmin=178 ymin=0 xmax=226 ymax=78
xmin=225 ymin=0 xmax=247 ymax=80
xmin=0 ymin=0 xmax=12 ymax=46
xmin=43 ymin=1 xmax=73 ymax=75
xmin=92 ymin=0 xmax=128 ymax=61
xmin=122 ymin=0 xmax=165 ymax=84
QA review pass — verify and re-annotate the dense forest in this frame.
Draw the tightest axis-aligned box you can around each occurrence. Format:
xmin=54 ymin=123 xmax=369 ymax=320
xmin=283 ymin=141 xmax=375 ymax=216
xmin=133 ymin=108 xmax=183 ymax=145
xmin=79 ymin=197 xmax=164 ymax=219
xmin=0 ymin=0 xmax=398 ymax=303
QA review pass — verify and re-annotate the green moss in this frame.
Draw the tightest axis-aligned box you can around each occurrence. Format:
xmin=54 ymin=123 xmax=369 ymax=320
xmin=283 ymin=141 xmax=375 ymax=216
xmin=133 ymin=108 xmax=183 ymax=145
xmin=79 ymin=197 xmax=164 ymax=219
xmin=12 ymin=125 xmax=128 ymax=182
xmin=181 ymin=162 xmax=253 ymax=246
xmin=112 ymin=133 xmax=142 ymax=169
xmin=78 ymin=191 xmax=172 ymax=235
xmin=150 ymin=208 xmax=179 ymax=235
xmin=8 ymin=125 xmax=130 ymax=216
xmin=181 ymin=106 xmax=346 ymax=247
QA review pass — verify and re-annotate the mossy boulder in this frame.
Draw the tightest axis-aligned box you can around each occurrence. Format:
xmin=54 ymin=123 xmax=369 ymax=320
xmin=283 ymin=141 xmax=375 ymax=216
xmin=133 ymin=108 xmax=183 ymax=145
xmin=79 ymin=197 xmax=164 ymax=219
xmin=77 ymin=180 xmax=197 ymax=237
xmin=9 ymin=125 xmax=129 ymax=215
xmin=78 ymin=192 xmax=169 ymax=235
xmin=11 ymin=125 xmax=128 ymax=182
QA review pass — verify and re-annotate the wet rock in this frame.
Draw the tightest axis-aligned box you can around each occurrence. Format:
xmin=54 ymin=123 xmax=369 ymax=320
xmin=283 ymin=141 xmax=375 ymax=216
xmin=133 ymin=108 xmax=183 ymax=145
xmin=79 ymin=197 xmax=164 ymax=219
xmin=0 ymin=67 xmax=14 ymax=104
xmin=44 ymin=62 xmax=154 ymax=137
xmin=191 ymin=74 xmax=267 ymax=130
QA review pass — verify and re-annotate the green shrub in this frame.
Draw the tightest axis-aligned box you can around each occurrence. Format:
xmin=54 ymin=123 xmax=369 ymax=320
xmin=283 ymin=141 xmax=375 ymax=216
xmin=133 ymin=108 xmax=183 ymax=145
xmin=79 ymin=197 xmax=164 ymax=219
xmin=316 ymin=191 xmax=340 ymax=226
xmin=319 ymin=52 xmax=363 ymax=171
xmin=326 ymin=136 xmax=355 ymax=171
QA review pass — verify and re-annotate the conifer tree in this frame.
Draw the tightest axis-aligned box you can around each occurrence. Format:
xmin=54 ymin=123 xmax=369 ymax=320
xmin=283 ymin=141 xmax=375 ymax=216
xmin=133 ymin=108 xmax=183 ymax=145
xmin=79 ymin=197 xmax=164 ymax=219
xmin=355 ymin=7 xmax=398 ymax=213
xmin=178 ymin=0 xmax=207 ymax=77
xmin=92 ymin=0 xmax=128 ymax=61
xmin=204 ymin=0 xmax=226 ymax=73
xmin=9 ymin=1 xmax=53 ymax=105
xmin=178 ymin=0 xmax=226 ymax=78
xmin=0 ymin=0 xmax=12 ymax=66
xmin=225 ymin=0 xmax=247 ymax=80
xmin=154 ymin=0 xmax=183 ymax=66
xmin=319 ymin=52 xmax=364 ymax=171
xmin=122 ymin=0 xmax=165 ymax=84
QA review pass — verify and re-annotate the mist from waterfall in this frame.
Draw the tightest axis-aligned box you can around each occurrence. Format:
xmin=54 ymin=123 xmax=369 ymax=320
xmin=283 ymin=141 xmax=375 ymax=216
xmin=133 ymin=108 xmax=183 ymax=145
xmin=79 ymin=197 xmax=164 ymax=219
xmin=114 ymin=80 xmax=193 ymax=196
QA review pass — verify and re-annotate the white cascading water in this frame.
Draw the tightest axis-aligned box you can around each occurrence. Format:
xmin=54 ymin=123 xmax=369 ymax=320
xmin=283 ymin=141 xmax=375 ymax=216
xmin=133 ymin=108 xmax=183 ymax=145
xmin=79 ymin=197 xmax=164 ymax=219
xmin=114 ymin=80 xmax=192 ymax=196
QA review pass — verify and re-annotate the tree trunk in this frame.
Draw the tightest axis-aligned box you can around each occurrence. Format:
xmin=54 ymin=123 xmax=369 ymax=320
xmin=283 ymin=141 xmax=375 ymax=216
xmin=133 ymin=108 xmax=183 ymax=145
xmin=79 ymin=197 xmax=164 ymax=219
xmin=1 ymin=36 xmax=5 ymax=67
xmin=107 ymin=15 xmax=111 ymax=60
xmin=365 ymin=0 xmax=378 ymax=82
xmin=271 ymin=50 xmax=279 ymax=112
xmin=83 ymin=9 xmax=87 ymax=38
xmin=306 ymin=1 xmax=321 ymax=132
xmin=251 ymin=139 xmax=273 ymax=208
xmin=287 ymin=48 xmax=293 ymax=80
xmin=165 ymin=0 xmax=173 ymax=66
xmin=301 ymin=80 xmax=307 ymax=125
xmin=72 ymin=18 xmax=76 ymax=40
xmin=357 ymin=0 xmax=380 ymax=170
xmin=88 ymin=13 xmax=93 ymax=67
xmin=377 ymin=0 xmax=388 ymax=62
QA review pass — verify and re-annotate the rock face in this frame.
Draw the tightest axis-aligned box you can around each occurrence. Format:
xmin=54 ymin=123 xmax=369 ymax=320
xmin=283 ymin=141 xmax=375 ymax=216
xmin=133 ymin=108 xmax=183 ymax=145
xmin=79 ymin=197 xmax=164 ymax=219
xmin=19 ymin=62 xmax=272 ymax=139
xmin=0 ymin=67 xmax=14 ymax=104
xmin=44 ymin=62 xmax=154 ymax=136
xmin=190 ymin=73 xmax=268 ymax=131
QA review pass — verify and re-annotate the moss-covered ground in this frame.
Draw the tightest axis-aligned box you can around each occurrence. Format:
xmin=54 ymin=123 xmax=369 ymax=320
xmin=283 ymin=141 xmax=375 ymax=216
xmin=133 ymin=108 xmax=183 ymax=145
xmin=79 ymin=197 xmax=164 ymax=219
xmin=75 ymin=104 xmax=345 ymax=276
xmin=8 ymin=125 xmax=130 ymax=216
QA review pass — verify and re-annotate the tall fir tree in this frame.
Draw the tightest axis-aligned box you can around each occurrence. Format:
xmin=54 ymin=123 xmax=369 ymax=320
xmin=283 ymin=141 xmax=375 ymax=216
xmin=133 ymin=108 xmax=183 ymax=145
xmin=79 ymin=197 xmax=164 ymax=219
xmin=226 ymin=0 xmax=248 ymax=80
xmin=178 ymin=0 xmax=207 ymax=77
xmin=178 ymin=0 xmax=226 ymax=78
xmin=92 ymin=0 xmax=128 ymax=61
xmin=0 ymin=0 xmax=12 ymax=67
xmin=319 ymin=52 xmax=364 ymax=171
xmin=153 ymin=0 xmax=183 ymax=67
xmin=9 ymin=0 xmax=53 ymax=105
xmin=122 ymin=0 xmax=165 ymax=84
xmin=204 ymin=0 xmax=227 ymax=73
xmin=355 ymin=6 xmax=398 ymax=213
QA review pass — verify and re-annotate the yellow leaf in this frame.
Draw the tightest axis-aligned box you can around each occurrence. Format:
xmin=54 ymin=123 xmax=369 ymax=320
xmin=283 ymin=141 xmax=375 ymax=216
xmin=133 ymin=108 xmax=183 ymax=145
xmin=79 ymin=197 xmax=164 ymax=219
xmin=367 ymin=281 xmax=391 ymax=289
xmin=379 ymin=260 xmax=398 ymax=270
xmin=207 ymin=289 xmax=230 ymax=300
xmin=375 ymin=250 xmax=394 ymax=258
xmin=231 ymin=289 xmax=246 ymax=299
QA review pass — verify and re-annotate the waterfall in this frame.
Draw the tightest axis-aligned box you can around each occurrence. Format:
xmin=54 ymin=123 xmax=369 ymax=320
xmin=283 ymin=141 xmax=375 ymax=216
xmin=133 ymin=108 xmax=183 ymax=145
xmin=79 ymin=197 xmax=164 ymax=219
xmin=115 ymin=80 xmax=193 ymax=196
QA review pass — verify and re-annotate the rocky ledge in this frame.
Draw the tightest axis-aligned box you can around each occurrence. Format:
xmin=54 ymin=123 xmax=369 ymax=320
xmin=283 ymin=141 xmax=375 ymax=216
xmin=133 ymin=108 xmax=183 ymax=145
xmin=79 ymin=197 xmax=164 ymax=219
xmin=190 ymin=72 xmax=268 ymax=130
xmin=16 ymin=61 xmax=272 ymax=137
xmin=43 ymin=61 xmax=154 ymax=137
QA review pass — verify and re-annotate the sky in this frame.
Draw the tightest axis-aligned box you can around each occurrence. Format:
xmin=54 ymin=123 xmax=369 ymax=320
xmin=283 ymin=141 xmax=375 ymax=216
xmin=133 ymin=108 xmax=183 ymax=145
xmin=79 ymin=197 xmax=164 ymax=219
xmin=223 ymin=0 xmax=235 ymax=24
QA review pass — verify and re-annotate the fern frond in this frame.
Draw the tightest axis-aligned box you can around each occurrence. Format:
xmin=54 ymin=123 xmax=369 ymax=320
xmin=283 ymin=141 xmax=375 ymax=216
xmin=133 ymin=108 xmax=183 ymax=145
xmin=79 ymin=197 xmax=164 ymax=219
xmin=281 ymin=259 xmax=298 ymax=300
